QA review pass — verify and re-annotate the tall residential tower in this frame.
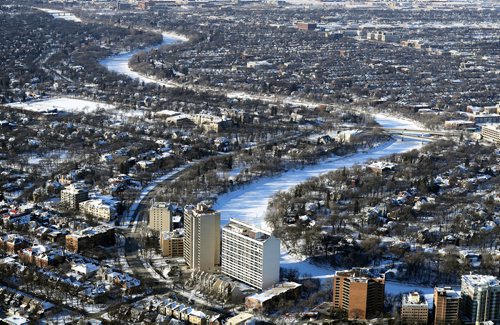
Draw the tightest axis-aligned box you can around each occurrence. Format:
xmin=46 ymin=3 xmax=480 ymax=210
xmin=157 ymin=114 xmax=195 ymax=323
xmin=461 ymin=274 xmax=500 ymax=324
xmin=183 ymin=204 xmax=220 ymax=272
xmin=332 ymin=269 xmax=385 ymax=320
xmin=434 ymin=287 xmax=460 ymax=325
xmin=221 ymin=218 xmax=280 ymax=290
xmin=148 ymin=202 xmax=172 ymax=233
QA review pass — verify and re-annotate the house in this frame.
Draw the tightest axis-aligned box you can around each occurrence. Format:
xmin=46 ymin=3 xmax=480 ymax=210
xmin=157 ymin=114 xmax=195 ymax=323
xmin=157 ymin=298 xmax=210 ymax=324
xmin=335 ymin=130 xmax=363 ymax=143
xmin=71 ymin=262 xmax=100 ymax=278
xmin=19 ymin=244 xmax=48 ymax=265
xmin=368 ymin=161 xmax=397 ymax=174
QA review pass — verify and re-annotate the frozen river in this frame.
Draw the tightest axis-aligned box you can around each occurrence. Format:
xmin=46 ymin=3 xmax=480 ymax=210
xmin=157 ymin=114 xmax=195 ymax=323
xmin=213 ymin=114 xmax=426 ymax=280
xmin=101 ymin=29 xmax=433 ymax=288
xmin=214 ymin=114 xmax=424 ymax=230
xmin=101 ymin=29 xmax=426 ymax=239
xmin=100 ymin=33 xmax=187 ymax=87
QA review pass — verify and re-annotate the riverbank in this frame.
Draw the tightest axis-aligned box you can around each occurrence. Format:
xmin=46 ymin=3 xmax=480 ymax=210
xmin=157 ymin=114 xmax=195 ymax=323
xmin=213 ymin=115 xmax=425 ymax=285
xmin=35 ymin=7 xmax=81 ymax=22
xmin=100 ymin=34 xmax=327 ymax=109
xmin=214 ymin=115 xmax=424 ymax=231
xmin=99 ymin=33 xmax=186 ymax=88
xmin=99 ymin=30 xmax=427 ymax=234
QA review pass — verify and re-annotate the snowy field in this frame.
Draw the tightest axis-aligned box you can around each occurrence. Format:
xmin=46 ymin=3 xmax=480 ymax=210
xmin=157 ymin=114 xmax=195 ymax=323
xmin=100 ymin=33 xmax=186 ymax=87
xmin=35 ymin=8 xmax=82 ymax=22
xmin=26 ymin=150 xmax=70 ymax=165
xmin=7 ymin=97 xmax=115 ymax=114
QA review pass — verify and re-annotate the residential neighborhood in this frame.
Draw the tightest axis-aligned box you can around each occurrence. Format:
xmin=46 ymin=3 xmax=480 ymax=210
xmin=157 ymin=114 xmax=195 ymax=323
xmin=0 ymin=0 xmax=498 ymax=323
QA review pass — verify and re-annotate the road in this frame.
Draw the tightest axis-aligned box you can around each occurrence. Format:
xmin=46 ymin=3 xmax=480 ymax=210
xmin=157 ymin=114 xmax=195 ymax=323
xmin=120 ymin=131 xmax=308 ymax=308
xmin=120 ymin=153 xmax=242 ymax=311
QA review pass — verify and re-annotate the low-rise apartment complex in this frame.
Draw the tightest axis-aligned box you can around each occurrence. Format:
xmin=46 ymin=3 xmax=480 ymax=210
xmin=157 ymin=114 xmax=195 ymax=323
xmin=481 ymin=124 xmax=500 ymax=144
xmin=79 ymin=199 xmax=116 ymax=221
xmin=160 ymin=229 xmax=184 ymax=258
xmin=65 ymin=226 xmax=115 ymax=253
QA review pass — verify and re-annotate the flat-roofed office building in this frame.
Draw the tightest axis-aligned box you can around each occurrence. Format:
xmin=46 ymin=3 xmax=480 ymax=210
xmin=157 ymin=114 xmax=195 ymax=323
xmin=401 ymin=292 xmax=429 ymax=324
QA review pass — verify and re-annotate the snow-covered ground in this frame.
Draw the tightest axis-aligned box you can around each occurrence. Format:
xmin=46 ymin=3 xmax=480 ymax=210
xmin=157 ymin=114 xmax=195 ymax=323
xmin=100 ymin=33 xmax=185 ymax=87
xmin=25 ymin=150 xmax=70 ymax=165
xmin=7 ymin=97 xmax=115 ymax=114
xmin=280 ymin=252 xmax=340 ymax=280
xmin=35 ymin=8 xmax=82 ymax=22
xmin=8 ymin=97 xmax=147 ymax=122
xmin=385 ymin=281 xmax=439 ymax=297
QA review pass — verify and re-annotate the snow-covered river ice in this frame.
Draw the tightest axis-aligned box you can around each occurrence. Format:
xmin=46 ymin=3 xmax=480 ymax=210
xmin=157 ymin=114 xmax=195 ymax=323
xmin=100 ymin=33 xmax=187 ymax=87
xmin=214 ymin=116 xmax=426 ymax=281
xmin=215 ymin=114 xmax=424 ymax=230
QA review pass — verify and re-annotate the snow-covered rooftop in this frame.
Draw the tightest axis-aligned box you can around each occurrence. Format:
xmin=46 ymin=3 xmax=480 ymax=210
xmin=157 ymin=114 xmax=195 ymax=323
xmin=462 ymin=274 xmax=499 ymax=288
xmin=247 ymin=282 xmax=301 ymax=302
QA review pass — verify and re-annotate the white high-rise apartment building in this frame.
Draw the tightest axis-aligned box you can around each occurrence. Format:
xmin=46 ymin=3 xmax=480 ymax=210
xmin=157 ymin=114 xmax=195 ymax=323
xmin=222 ymin=218 xmax=280 ymax=290
xmin=148 ymin=202 xmax=172 ymax=233
xmin=461 ymin=274 xmax=500 ymax=324
xmin=183 ymin=204 xmax=220 ymax=272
